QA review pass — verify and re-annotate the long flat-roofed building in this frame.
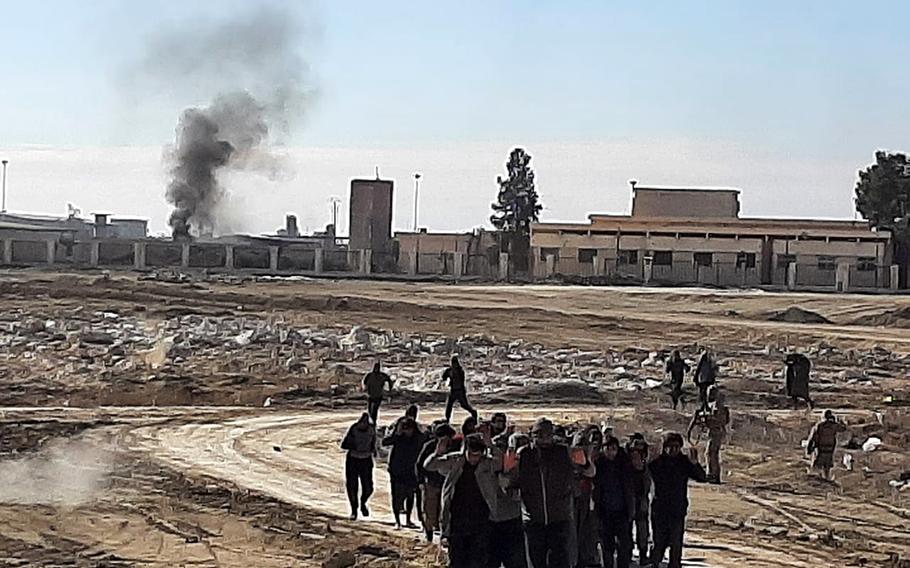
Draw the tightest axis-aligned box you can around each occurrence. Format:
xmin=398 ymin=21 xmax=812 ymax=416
xmin=531 ymin=184 xmax=893 ymax=290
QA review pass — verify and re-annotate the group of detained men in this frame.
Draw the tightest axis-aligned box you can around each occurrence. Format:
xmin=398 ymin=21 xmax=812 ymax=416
xmin=343 ymin=357 xmax=710 ymax=568
xmin=341 ymin=350 xmax=849 ymax=568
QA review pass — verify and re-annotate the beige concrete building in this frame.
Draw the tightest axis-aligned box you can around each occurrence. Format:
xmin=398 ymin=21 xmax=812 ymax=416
xmin=531 ymin=186 xmax=894 ymax=290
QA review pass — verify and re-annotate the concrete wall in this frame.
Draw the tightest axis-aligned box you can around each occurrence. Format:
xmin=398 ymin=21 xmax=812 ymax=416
xmin=278 ymin=246 xmax=316 ymax=271
xmin=632 ymin=188 xmax=740 ymax=218
xmin=98 ymin=242 xmax=134 ymax=266
xmin=147 ymin=243 xmax=183 ymax=267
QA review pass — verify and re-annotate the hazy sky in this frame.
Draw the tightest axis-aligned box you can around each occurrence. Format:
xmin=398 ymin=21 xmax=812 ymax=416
xmin=1 ymin=1 xmax=908 ymax=234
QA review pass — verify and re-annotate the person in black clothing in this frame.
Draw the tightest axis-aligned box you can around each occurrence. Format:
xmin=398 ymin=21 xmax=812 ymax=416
xmin=593 ymin=436 xmax=633 ymax=568
xmin=648 ymin=432 xmax=707 ymax=568
xmin=382 ymin=416 xmax=424 ymax=529
xmin=693 ymin=350 xmax=717 ymax=411
xmin=362 ymin=361 xmax=394 ymax=423
xmin=444 ymin=356 xmax=479 ymax=422
xmin=406 ymin=404 xmax=426 ymax=521
xmin=417 ymin=421 xmax=457 ymax=542
xmin=340 ymin=413 xmax=377 ymax=520
xmin=665 ymin=350 xmax=690 ymax=410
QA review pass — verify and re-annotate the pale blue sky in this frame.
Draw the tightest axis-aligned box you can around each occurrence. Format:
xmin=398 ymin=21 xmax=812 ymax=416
xmin=0 ymin=1 xmax=908 ymax=232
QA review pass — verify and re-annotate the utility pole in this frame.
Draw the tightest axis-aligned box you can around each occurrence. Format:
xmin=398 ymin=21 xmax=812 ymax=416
xmin=1 ymin=160 xmax=8 ymax=213
xmin=413 ymin=173 xmax=422 ymax=231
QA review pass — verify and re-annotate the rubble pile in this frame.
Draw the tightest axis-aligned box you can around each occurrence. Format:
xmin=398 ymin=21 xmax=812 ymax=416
xmin=2 ymin=306 xmax=909 ymax=406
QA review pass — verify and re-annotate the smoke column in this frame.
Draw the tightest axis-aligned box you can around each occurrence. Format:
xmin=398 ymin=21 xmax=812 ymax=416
xmin=130 ymin=6 xmax=316 ymax=238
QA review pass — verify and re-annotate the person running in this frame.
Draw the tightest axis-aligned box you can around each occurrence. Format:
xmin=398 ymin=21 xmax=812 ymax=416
xmin=784 ymin=353 xmax=814 ymax=409
xmin=425 ymin=433 xmax=499 ymax=568
xmin=648 ymin=432 xmax=707 ymax=568
xmin=418 ymin=421 xmax=457 ymax=542
xmin=686 ymin=385 xmax=730 ymax=484
xmin=362 ymin=361 xmax=394 ymax=423
xmin=806 ymin=410 xmax=847 ymax=481
xmin=340 ymin=413 xmax=377 ymax=520
xmin=693 ymin=349 xmax=718 ymax=410
xmin=665 ymin=350 xmax=691 ymax=410
xmin=518 ymin=418 xmax=594 ymax=568
xmin=593 ymin=436 xmax=634 ymax=568
xmin=443 ymin=356 xmax=479 ymax=422
xmin=626 ymin=437 xmax=652 ymax=566
xmin=382 ymin=416 xmax=423 ymax=529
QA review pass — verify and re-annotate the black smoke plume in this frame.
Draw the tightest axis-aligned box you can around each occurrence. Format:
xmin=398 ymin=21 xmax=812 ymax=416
xmin=130 ymin=6 xmax=316 ymax=238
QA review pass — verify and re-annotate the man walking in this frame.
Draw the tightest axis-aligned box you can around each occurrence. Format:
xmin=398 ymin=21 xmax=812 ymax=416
xmin=687 ymin=385 xmax=730 ymax=484
xmin=693 ymin=349 xmax=718 ymax=410
xmin=425 ymin=433 xmax=499 ymax=568
xmin=418 ymin=421 xmax=457 ymax=542
xmin=340 ymin=413 xmax=377 ymax=520
xmin=648 ymin=432 xmax=707 ymax=568
xmin=382 ymin=416 xmax=423 ymax=529
xmin=665 ymin=350 xmax=690 ymax=410
xmin=518 ymin=418 xmax=594 ymax=568
xmin=444 ymin=356 xmax=479 ymax=422
xmin=807 ymin=410 xmax=847 ymax=481
xmin=363 ymin=361 xmax=393 ymax=423
xmin=571 ymin=426 xmax=602 ymax=568
xmin=626 ymin=437 xmax=652 ymax=565
xmin=593 ymin=436 xmax=633 ymax=568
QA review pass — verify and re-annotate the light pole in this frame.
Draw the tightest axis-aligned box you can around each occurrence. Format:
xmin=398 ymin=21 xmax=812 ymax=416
xmin=413 ymin=173 xmax=422 ymax=231
xmin=1 ymin=160 xmax=8 ymax=213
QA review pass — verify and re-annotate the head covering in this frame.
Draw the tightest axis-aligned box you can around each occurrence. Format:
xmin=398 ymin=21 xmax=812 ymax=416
xmin=373 ymin=361 xmax=381 ymax=372
xmin=824 ymin=409 xmax=835 ymax=421
xmin=406 ymin=404 xmax=419 ymax=419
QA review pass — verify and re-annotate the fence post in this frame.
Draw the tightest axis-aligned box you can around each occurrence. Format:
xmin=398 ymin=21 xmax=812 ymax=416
xmin=835 ymin=263 xmax=850 ymax=292
xmin=269 ymin=246 xmax=280 ymax=272
xmin=786 ymin=262 xmax=797 ymax=290
xmin=361 ymin=249 xmax=372 ymax=274
xmin=498 ymin=252 xmax=509 ymax=281
xmin=133 ymin=242 xmax=146 ymax=270
xmin=91 ymin=241 xmax=101 ymax=267
xmin=1 ymin=239 xmax=11 ymax=265
xmin=314 ymin=248 xmax=324 ymax=274
xmin=224 ymin=245 xmax=234 ymax=270
xmin=454 ymin=252 xmax=464 ymax=279
xmin=180 ymin=242 xmax=190 ymax=268
xmin=408 ymin=250 xmax=417 ymax=276
xmin=46 ymin=239 xmax=56 ymax=266
xmin=891 ymin=265 xmax=900 ymax=290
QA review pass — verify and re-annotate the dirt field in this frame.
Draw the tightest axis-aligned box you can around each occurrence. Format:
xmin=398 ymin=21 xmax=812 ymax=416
xmin=2 ymin=271 xmax=909 ymax=567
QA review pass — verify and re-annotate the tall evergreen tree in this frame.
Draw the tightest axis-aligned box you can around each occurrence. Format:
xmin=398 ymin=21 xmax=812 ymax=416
xmin=490 ymin=148 xmax=542 ymax=271
xmin=855 ymin=150 xmax=910 ymax=232
xmin=490 ymin=147 xmax=542 ymax=234
xmin=855 ymin=150 xmax=910 ymax=286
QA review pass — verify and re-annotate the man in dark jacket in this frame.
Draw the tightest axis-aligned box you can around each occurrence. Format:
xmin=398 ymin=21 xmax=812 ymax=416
xmin=417 ymin=421 xmax=457 ymax=542
xmin=340 ymin=413 xmax=377 ymax=520
xmin=518 ymin=418 xmax=594 ymax=568
xmin=571 ymin=426 xmax=602 ymax=568
xmin=626 ymin=437 xmax=652 ymax=565
xmin=444 ymin=356 xmax=479 ymax=422
xmin=648 ymin=432 xmax=707 ymax=568
xmin=593 ymin=436 xmax=633 ymax=568
xmin=363 ymin=361 xmax=393 ymax=423
xmin=665 ymin=350 xmax=690 ymax=410
xmin=382 ymin=416 xmax=423 ymax=529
